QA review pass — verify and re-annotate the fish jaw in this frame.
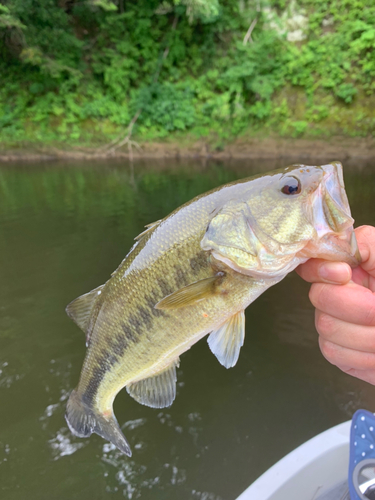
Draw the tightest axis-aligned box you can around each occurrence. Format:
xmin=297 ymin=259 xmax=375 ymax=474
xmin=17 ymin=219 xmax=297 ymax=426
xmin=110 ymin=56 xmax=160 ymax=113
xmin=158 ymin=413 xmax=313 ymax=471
xmin=299 ymin=227 xmax=361 ymax=267
xmin=302 ymin=161 xmax=361 ymax=267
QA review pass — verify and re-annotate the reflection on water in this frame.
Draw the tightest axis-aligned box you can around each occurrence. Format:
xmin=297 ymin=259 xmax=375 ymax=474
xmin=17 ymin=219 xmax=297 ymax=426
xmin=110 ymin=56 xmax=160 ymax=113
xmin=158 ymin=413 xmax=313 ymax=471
xmin=49 ymin=428 xmax=86 ymax=460
xmin=0 ymin=158 xmax=374 ymax=500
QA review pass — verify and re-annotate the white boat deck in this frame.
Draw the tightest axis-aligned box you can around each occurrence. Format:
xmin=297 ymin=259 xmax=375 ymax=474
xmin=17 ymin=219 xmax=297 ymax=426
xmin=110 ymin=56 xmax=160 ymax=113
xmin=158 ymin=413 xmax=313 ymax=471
xmin=236 ymin=420 xmax=351 ymax=500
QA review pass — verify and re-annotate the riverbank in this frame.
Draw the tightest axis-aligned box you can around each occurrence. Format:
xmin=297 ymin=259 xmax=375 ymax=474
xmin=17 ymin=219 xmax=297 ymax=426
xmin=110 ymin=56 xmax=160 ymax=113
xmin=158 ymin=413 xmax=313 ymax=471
xmin=2 ymin=1 xmax=375 ymax=167
xmin=1 ymin=135 xmax=374 ymax=162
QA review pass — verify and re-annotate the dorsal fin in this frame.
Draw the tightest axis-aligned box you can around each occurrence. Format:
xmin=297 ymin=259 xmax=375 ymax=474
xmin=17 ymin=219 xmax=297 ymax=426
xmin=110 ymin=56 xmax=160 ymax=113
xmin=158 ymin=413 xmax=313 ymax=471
xmin=66 ymin=284 xmax=104 ymax=335
xmin=134 ymin=219 xmax=162 ymax=241
xmin=126 ymin=358 xmax=180 ymax=408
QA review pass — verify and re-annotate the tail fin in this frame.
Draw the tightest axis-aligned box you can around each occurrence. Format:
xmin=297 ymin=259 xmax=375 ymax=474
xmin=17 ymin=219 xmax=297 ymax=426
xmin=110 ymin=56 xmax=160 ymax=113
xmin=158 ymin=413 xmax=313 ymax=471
xmin=65 ymin=389 xmax=132 ymax=457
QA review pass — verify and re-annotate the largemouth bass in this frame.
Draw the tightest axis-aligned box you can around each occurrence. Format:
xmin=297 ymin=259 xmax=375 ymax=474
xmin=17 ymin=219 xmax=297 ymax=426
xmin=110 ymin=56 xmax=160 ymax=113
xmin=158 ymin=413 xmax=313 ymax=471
xmin=65 ymin=162 xmax=360 ymax=456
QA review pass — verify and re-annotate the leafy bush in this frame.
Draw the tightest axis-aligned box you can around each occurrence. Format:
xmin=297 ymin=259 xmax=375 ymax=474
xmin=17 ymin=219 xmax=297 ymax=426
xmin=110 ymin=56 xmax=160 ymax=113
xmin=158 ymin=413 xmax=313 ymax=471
xmin=0 ymin=0 xmax=374 ymax=145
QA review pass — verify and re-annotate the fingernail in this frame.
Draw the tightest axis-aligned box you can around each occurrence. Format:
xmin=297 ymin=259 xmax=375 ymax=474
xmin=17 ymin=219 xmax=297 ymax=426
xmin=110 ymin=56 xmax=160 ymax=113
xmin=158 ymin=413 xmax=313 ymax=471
xmin=318 ymin=262 xmax=351 ymax=284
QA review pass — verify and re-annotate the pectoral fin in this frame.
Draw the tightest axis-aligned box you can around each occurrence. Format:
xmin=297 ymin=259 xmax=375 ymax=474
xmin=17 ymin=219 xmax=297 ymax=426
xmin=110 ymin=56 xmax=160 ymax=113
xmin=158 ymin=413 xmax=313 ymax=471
xmin=126 ymin=358 xmax=180 ymax=408
xmin=208 ymin=310 xmax=245 ymax=368
xmin=66 ymin=285 xmax=104 ymax=335
xmin=155 ymin=274 xmax=223 ymax=310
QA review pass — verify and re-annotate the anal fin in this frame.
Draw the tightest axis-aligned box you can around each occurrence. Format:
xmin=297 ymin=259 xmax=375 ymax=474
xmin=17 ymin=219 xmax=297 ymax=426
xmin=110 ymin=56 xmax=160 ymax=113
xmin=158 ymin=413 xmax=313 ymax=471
xmin=126 ymin=358 xmax=180 ymax=408
xmin=208 ymin=310 xmax=245 ymax=368
xmin=155 ymin=274 xmax=223 ymax=310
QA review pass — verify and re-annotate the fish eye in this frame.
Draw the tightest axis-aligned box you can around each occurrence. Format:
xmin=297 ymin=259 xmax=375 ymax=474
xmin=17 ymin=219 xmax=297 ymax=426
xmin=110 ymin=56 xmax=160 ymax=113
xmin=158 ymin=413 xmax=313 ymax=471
xmin=281 ymin=176 xmax=301 ymax=195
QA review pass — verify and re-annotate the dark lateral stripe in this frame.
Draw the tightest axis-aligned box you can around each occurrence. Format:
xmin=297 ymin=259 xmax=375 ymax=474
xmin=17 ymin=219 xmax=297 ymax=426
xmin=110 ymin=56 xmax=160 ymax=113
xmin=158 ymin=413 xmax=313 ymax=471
xmin=157 ymin=277 xmax=174 ymax=296
xmin=82 ymin=333 xmax=131 ymax=405
xmin=145 ymin=294 xmax=166 ymax=317
xmin=137 ymin=306 xmax=153 ymax=329
xmin=82 ymin=364 xmax=107 ymax=406
xmin=121 ymin=321 xmax=138 ymax=343
xmin=81 ymin=286 xmax=171 ymax=406
xmin=189 ymin=250 xmax=208 ymax=275
xmin=174 ymin=264 xmax=189 ymax=288
xmin=82 ymin=308 xmax=155 ymax=405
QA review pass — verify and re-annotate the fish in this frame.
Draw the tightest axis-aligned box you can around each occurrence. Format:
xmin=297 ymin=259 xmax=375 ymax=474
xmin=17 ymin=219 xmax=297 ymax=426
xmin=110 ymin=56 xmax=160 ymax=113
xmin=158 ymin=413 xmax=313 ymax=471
xmin=65 ymin=161 xmax=360 ymax=456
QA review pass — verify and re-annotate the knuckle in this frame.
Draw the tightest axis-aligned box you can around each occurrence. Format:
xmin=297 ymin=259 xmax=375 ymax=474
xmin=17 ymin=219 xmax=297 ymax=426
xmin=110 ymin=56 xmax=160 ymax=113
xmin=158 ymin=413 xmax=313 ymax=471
xmin=309 ymin=283 xmax=328 ymax=309
xmin=318 ymin=338 xmax=337 ymax=363
xmin=297 ymin=259 xmax=319 ymax=283
xmin=356 ymin=225 xmax=375 ymax=276
xmin=356 ymin=225 xmax=373 ymax=241
xmin=308 ymin=283 xmax=318 ymax=306
xmin=315 ymin=311 xmax=336 ymax=338
xmin=364 ymin=301 xmax=375 ymax=326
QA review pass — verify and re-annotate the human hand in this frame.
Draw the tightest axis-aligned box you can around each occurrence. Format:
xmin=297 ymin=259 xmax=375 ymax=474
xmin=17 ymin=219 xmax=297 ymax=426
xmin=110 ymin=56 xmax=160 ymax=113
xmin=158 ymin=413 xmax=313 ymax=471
xmin=296 ymin=226 xmax=375 ymax=384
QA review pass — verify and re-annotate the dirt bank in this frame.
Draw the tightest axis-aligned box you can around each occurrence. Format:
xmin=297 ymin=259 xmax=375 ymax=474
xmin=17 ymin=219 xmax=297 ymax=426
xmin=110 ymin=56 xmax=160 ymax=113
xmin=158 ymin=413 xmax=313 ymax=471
xmin=0 ymin=136 xmax=374 ymax=162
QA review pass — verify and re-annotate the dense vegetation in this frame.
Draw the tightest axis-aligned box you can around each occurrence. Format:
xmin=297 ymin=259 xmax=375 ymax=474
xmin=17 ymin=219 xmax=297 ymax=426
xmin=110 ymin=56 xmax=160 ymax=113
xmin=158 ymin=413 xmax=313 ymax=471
xmin=0 ymin=0 xmax=374 ymax=149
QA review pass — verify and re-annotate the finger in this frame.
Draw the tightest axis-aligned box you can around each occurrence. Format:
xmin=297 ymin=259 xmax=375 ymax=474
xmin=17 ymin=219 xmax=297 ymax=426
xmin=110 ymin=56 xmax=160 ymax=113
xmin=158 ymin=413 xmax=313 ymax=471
xmin=296 ymin=225 xmax=375 ymax=285
xmin=341 ymin=368 xmax=375 ymax=386
xmin=309 ymin=281 xmax=375 ymax=326
xmin=319 ymin=337 xmax=375 ymax=371
xmin=352 ymin=265 xmax=375 ymax=290
xmin=315 ymin=310 xmax=375 ymax=353
xmin=355 ymin=226 xmax=375 ymax=275
xmin=296 ymin=259 xmax=352 ymax=284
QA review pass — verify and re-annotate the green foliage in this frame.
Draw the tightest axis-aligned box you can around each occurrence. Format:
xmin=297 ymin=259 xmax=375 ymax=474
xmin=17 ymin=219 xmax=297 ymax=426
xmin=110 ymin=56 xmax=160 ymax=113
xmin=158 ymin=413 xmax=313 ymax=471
xmin=286 ymin=0 xmax=375 ymax=98
xmin=135 ymin=83 xmax=196 ymax=133
xmin=174 ymin=0 xmax=220 ymax=23
xmin=291 ymin=120 xmax=308 ymax=136
xmin=0 ymin=0 xmax=374 ymax=146
xmin=335 ymin=83 xmax=358 ymax=104
xmin=0 ymin=4 xmax=24 ymax=28
xmin=90 ymin=0 xmax=118 ymax=11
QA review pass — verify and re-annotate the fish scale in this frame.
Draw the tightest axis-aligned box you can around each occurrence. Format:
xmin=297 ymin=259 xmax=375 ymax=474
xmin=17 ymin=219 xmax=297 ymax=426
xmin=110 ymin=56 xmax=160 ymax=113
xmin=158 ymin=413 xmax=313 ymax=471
xmin=65 ymin=162 xmax=360 ymax=456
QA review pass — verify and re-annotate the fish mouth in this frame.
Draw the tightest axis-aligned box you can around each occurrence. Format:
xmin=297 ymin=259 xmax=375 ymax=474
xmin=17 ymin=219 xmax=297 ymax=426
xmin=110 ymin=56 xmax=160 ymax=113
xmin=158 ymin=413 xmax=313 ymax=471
xmin=314 ymin=228 xmax=361 ymax=267
xmin=307 ymin=162 xmax=361 ymax=267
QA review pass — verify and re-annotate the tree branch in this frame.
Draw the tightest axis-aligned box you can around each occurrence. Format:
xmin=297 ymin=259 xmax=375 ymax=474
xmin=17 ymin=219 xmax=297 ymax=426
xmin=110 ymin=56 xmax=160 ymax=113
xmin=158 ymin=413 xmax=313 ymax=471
xmin=243 ymin=17 xmax=258 ymax=45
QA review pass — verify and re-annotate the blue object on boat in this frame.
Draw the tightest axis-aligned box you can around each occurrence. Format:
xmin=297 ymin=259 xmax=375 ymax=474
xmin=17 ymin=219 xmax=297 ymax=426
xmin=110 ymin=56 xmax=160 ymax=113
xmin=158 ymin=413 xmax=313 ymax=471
xmin=349 ymin=409 xmax=375 ymax=500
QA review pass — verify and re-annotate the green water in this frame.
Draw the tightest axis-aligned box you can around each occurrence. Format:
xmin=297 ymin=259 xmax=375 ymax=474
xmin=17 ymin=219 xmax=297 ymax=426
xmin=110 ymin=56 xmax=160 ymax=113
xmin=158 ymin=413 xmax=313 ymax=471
xmin=0 ymin=158 xmax=374 ymax=500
